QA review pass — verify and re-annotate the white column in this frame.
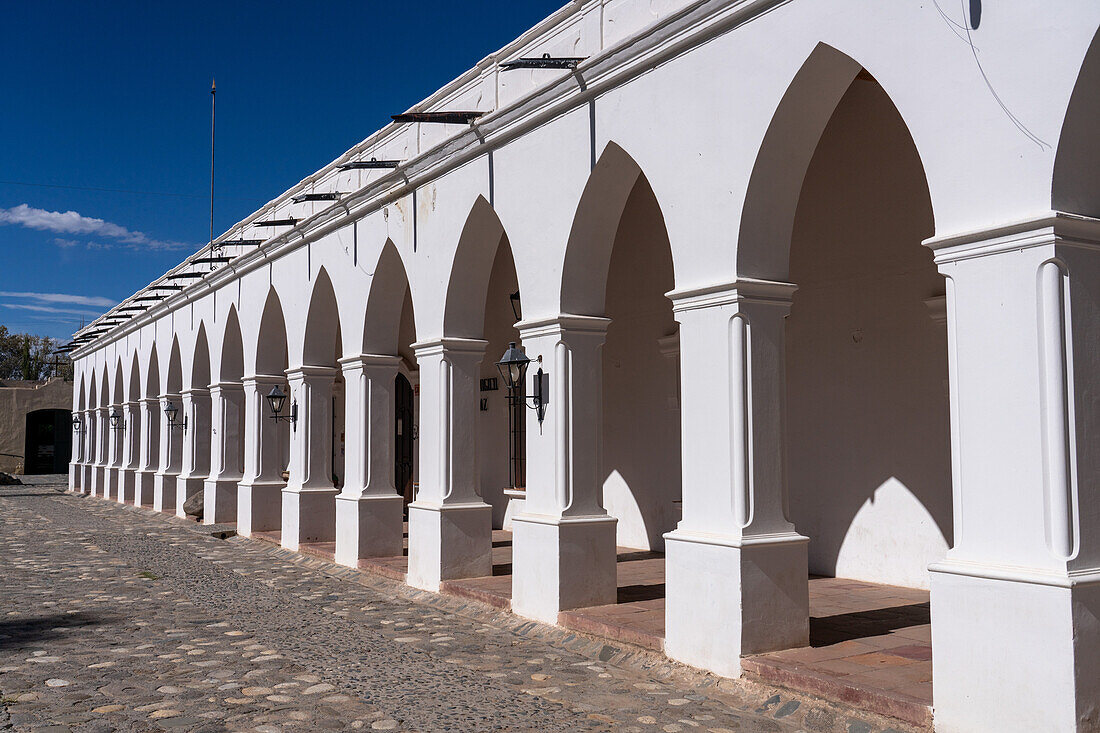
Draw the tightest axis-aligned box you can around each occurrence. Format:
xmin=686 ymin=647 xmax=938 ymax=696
xmin=107 ymin=403 xmax=124 ymax=500
xmin=175 ymin=387 xmax=211 ymax=518
xmin=153 ymin=393 xmax=182 ymax=512
xmin=407 ymin=339 xmax=493 ymax=591
xmin=237 ymin=375 xmax=287 ymax=536
xmin=78 ymin=409 xmax=92 ymax=493
xmin=510 ymin=316 xmax=619 ymax=623
xmin=334 ymin=355 xmax=404 ymax=566
xmin=204 ymin=382 xmax=244 ymax=524
xmin=663 ymin=279 xmax=809 ymax=678
xmin=93 ymin=407 xmax=108 ymax=497
xmin=927 ymin=215 xmax=1100 ymax=733
xmin=70 ymin=410 xmax=85 ymax=492
xmin=136 ymin=398 xmax=159 ymax=505
xmin=281 ymin=366 xmax=338 ymax=550
xmin=119 ymin=400 xmax=139 ymax=503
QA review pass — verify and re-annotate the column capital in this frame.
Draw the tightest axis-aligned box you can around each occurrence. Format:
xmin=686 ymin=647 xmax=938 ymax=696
xmin=516 ymin=315 xmax=611 ymax=339
xmin=285 ymin=365 xmax=338 ymax=380
xmin=140 ymin=396 xmax=159 ymax=407
xmin=242 ymin=373 xmax=285 ymax=388
xmin=338 ymin=354 xmax=402 ymax=373
xmin=411 ymin=337 xmax=488 ymax=359
xmin=207 ymin=381 xmax=244 ymax=392
xmin=666 ymin=277 xmax=797 ymax=314
xmin=181 ymin=387 xmax=210 ymax=398
xmin=924 ymin=211 xmax=1100 ymax=265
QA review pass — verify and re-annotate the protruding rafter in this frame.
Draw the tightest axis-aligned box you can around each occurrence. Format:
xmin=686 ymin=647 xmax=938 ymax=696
xmin=191 ymin=256 xmax=232 ymax=265
xmin=291 ymin=193 xmax=341 ymax=203
xmin=252 ymin=218 xmax=298 ymax=227
xmin=216 ymin=238 xmax=264 ymax=247
xmin=166 ymin=272 xmax=205 ymax=280
xmin=500 ymin=53 xmax=586 ymax=71
xmin=391 ymin=111 xmax=483 ymax=125
xmin=339 ymin=159 xmax=402 ymax=170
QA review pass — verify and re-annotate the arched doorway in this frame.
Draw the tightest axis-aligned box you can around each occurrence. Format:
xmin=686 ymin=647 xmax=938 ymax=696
xmin=24 ymin=408 xmax=71 ymax=474
xmin=395 ymin=372 xmax=415 ymax=506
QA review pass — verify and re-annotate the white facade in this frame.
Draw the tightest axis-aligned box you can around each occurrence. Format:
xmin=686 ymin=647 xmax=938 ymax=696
xmin=68 ymin=2 xmax=1100 ymax=730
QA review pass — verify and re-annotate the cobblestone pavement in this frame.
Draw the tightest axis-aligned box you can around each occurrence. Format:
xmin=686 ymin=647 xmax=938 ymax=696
xmin=0 ymin=478 xmax=918 ymax=733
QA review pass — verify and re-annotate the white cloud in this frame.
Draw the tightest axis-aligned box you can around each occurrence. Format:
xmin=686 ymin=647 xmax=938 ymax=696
xmin=0 ymin=204 xmax=191 ymax=250
xmin=0 ymin=291 xmax=116 ymax=308
xmin=0 ymin=303 xmax=106 ymax=317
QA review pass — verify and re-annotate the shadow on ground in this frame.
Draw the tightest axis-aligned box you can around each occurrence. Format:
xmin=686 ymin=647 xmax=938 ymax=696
xmin=0 ymin=612 xmax=113 ymax=651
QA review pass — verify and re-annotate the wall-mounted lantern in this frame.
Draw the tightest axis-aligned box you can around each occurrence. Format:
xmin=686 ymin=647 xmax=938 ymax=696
xmin=72 ymin=414 xmax=83 ymax=433
xmin=267 ymin=386 xmax=297 ymax=431
xmin=109 ymin=408 xmax=125 ymax=431
xmin=496 ymin=342 xmax=547 ymax=424
xmin=164 ymin=401 xmax=187 ymax=432
xmin=509 ymin=290 xmax=522 ymax=322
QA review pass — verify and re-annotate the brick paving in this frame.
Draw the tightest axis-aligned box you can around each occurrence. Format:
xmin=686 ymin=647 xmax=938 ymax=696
xmin=1 ymin=477 xmax=921 ymax=732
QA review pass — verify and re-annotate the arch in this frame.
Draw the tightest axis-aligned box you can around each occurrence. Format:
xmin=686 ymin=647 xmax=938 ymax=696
xmin=1053 ymin=27 xmax=1100 ymax=218
xmin=112 ymin=359 xmax=124 ymax=406
xmin=735 ymin=42 xmax=936 ymax=281
xmin=191 ymin=324 xmax=211 ymax=389
xmin=89 ymin=368 xmax=98 ymax=409
xmin=220 ymin=306 xmax=245 ymax=382
xmin=166 ymin=337 xmax=183 ymax=395
xmin=145 ymin=343 xmax=160 ymax=399
xmin=442 ymin=195 xmax=509 ymax=339
xmin=77 ymin=372 xmax=86 ymax=411
xmin=128 ymin=353 xmax=141 ymax=402
xmin=255 ymin=289 xmax=289 ymax=375
xmin=99 ymin=364 xmax=110 ymax=408
xmin=560 ymin=142 xmax=659 ymax=316
xmin=363 ymin=240 xmax=413 ymax=355
xmin=302 ymin=267 xmax=342 ymax=364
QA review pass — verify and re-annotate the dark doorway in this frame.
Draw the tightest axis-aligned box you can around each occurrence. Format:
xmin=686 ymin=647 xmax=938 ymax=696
xmin=24 ymin=409 xmax=72 ymax=474
xmin=394 ymin=374 xmax=415 ymax=505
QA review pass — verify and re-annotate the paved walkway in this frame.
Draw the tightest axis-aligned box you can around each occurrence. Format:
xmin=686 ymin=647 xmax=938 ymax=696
xmin=1 ymin=477 xmax=918 ymax=732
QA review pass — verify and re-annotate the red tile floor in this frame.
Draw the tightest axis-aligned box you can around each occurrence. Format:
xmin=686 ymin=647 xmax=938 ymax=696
xmin=248 ymin=525 xmax=932 ymax=726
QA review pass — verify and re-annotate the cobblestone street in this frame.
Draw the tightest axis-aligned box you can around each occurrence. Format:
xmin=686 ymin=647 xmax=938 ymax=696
xmin=0 ymin=479 xmax=915 ymax=733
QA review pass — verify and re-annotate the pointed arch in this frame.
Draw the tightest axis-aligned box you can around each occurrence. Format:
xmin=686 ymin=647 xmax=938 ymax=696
xmin=736 ymin=42 xmax=934 ymax=281
xmin=1053 ymin=27 xmax=1100 ymax=217
xmin=302 ymin=266 xmax=342 ymax=365
xmin=99 ymin=365 xmax=110 ymax=407
xmin=560 ymin=142 xmax=672 ymax=316
xmin=220 ymin=306 xmax=245 ymax=382
xmin=128 ymin=353 xmax=141 ymax=402
xmin=191 ymin=323 xmax=211 ymax=389
xmin=166 ymin=337 xmax=183 ymax=395
xmin=112 ymin=359 xmax=124 ymax=405
xmin=145 ymin=343 xmax=160 ymax=399
xmin=363 ymin=239 xmax=414 ymax=355
xmin=255 ymin=289 xmax=289 ymax=375
xmin=77 ymin=372 xmax=86 ymax=411
xmin=443 ymin=195 xmax=511 ymax=339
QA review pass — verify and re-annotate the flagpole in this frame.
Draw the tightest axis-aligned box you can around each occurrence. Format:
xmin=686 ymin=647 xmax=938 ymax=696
xmin=209 ymin=79 xmax=216 ymax=251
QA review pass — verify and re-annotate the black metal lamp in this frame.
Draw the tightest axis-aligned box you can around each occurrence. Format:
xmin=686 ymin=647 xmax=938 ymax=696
xmin=72 ymin=414 xmax=83 ymax=433
xmin=267 ymin=386 xmax=297 ymax=430
xmin=164 ymin=400 xmax=187 ymax=432
xmin=496 ymin=342 xmax=547 ymax=423
xmin=109 ymin=408 xmax=124 ymax=430
xmin=509 ymin=290 xmax=522 ymax=322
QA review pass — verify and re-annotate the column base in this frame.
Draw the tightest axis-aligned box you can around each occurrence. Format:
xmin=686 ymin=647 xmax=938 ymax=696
xmin=930 ymin=561 xmax=1100 ymax=733
xmin=281 ymin=486 xmax=338 ymax=550
xmin=80 ymin=464 xmax=92 ymax=494
xmin=119 ymin=469 xmax=136 ymax=504
xmin=203 ymin=477 xmax=240 ymax=524
xmin=135 ymin=470 xmax=156 ymax=506
xmin=153 ymin=472 xmax=178 ymax=513
xmin=664 ymin=530 xmax=808 ymax=678
xmin=511 ymin=513 xmax=618 ymax=624
xmin=107 ymin=467 xmax=121 ymax=501
xmin=92 ymin=466 xmax=105 ymax=497
xmin=68 ymin=463 xmax=79 ymax=492
xmin=237 ymin=480 xmax=284 ymax=536
xmin=334 ymin=493 xmax=404 ymax=567
xmin=175 ymin=475 xmax=206 ymax=518
xmin=407 ymin=501 xmax=493 ymax=591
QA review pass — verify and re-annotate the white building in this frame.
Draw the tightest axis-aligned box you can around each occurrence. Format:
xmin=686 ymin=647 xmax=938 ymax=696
xmin=67 ymin=2 xmax=1100 ymax=730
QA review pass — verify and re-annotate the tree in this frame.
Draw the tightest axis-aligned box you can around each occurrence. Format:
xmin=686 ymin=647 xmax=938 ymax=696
xmin=0 ymin=326 xmax=71 ymax=381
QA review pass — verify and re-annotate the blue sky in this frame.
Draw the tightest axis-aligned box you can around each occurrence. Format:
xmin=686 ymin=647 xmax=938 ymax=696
xmin=0 ymin=1 xmax=562 ymax=341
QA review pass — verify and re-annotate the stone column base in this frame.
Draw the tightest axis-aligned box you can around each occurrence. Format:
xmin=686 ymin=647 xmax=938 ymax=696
xmin=407 ymin=501 xmax=493 ymax=591
xmin=135 ymin=470 xmax=156 ymax=506
xmin=119 ymin=469 xmax=136 ymax=504
xmin=92 ymin=466 xmax=105 ymax=497
xmin=237 ymin=480 xmax=284 ymax=536
xmin=153 ymin=472 xmax=178 ymax=513
xmin=203 ymin=477 xmax=240 ymax=524
xmin=107 ymin=467 xmax=121 ymax=501
xmin=281 ymin=487 xmax=338 ymax=550
xmin=175 ymin=476 xmax=206 ymax=518
xmin=81 ymin=464 xmax=93 ymax=494
xmin=664 ymin=530 xmax=808 ymax=678
xmin=334 ymin=494 xmax=405 ymax=567
xmin=511 ymin=513 xmax=618 ymax=624
xmin=68 ymin=463 xmax=79 ymax=492
xmin=930 ymin=562 xmax=1100 ymax=732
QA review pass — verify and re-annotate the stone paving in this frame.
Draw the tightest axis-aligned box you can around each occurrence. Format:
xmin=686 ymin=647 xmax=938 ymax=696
xmin=1 ymin=476 xmax=920 ymax=732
